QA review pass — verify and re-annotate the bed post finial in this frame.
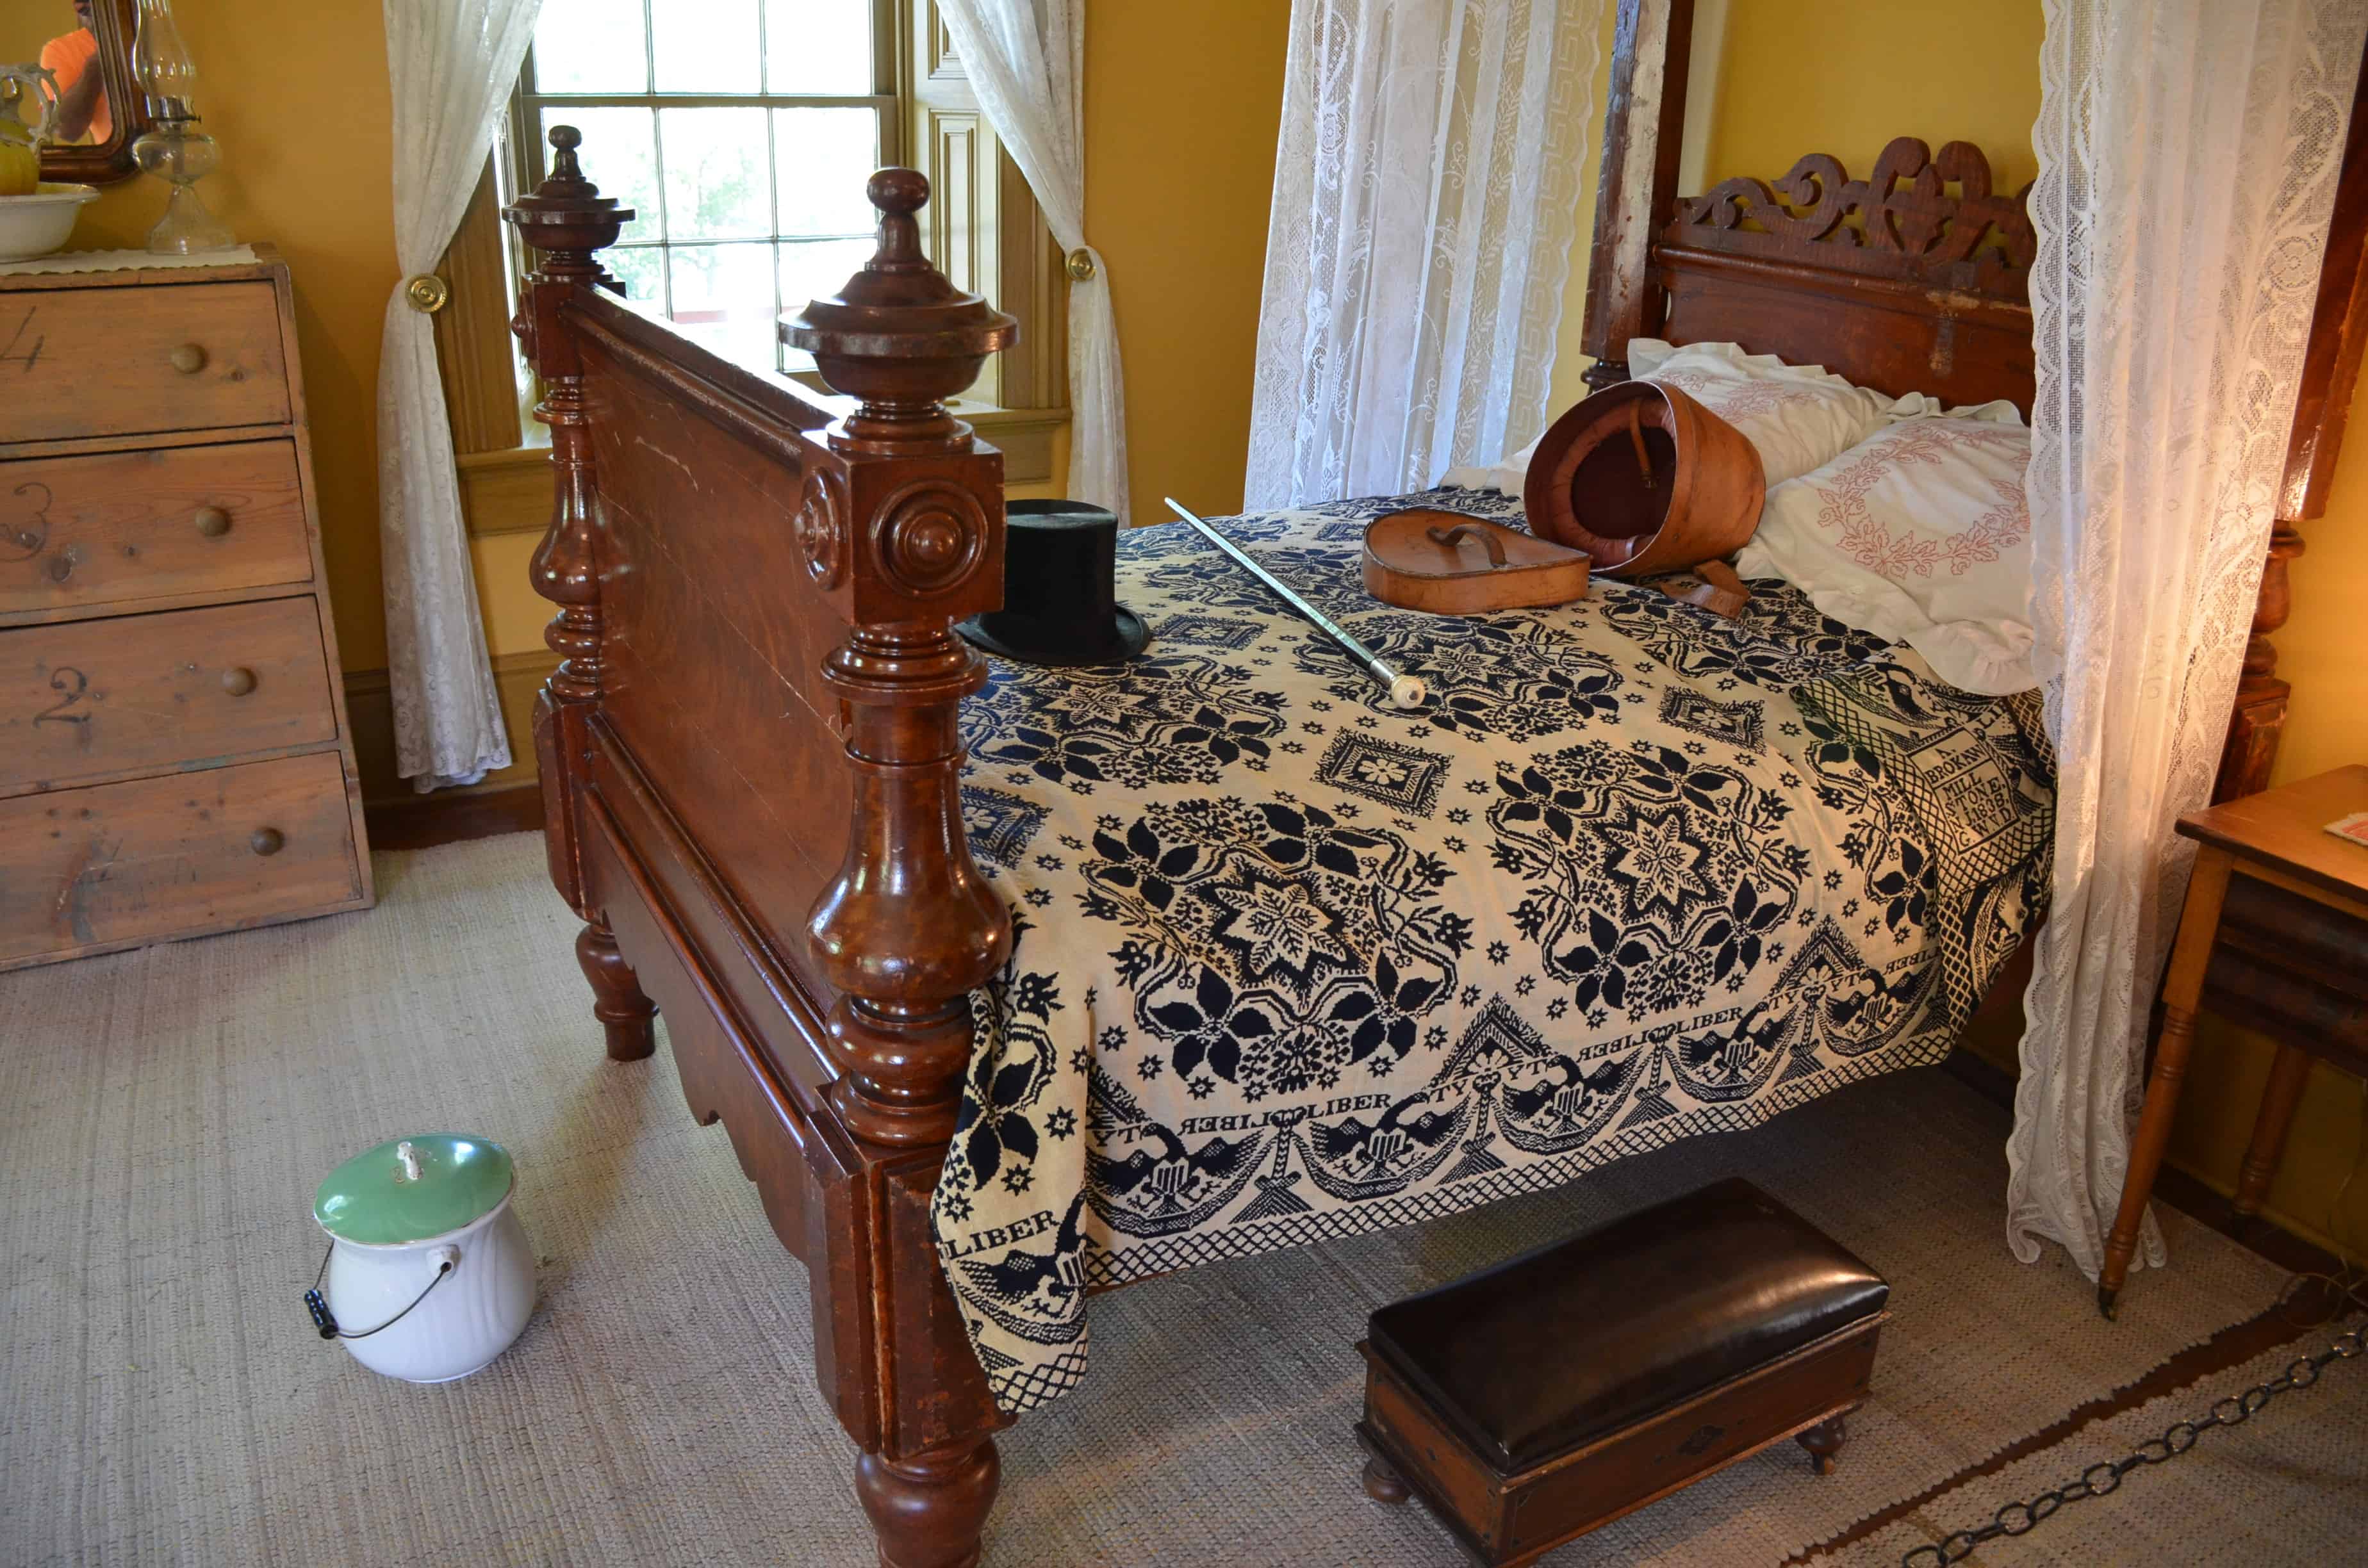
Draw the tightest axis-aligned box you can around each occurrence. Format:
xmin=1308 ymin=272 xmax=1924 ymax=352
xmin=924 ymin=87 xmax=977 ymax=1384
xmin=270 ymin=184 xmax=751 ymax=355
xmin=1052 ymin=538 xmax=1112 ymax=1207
xmin=785 ymin=168 xmax=1018 ymax=456
xmin=505 ymin=128 xmax=655 ymax=1061
xmin=790 ymin=169 xmax=1016 ymax=1153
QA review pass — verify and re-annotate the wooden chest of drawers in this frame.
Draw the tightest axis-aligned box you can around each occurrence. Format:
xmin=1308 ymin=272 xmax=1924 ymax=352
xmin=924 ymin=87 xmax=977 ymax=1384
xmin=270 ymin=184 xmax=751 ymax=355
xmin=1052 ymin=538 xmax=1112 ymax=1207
xmin=0 ymin=250 xmax=371 ymax=969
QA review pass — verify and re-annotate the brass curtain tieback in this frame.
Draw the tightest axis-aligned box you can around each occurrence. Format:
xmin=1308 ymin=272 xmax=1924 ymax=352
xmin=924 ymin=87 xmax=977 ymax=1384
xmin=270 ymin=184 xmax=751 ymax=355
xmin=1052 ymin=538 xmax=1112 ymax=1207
xmin=404 ymin=274 xmax=450 ymax=314
xmin=1065 ymin=247 xmax=1097 ymax=282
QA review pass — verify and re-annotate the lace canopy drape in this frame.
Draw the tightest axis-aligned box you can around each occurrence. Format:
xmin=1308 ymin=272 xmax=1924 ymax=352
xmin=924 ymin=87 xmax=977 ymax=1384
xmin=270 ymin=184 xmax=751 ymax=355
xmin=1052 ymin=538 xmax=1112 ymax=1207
xmin=377 ymin=0 xmax=543 ymax=790
xmin=1244 ymin=0 xmax=1602 ymax=508
xmin=2009 ymin=0 xmax=2368 ymax=1275
xmin=935 ymin=0 xmax=1128 ymax=523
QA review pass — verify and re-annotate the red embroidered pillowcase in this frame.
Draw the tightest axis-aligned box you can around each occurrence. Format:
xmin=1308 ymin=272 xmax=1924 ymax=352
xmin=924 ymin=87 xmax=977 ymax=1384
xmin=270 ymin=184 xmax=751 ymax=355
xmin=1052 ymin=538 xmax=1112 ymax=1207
xmin=1734 ymin=405 xmax=2039 ymax=695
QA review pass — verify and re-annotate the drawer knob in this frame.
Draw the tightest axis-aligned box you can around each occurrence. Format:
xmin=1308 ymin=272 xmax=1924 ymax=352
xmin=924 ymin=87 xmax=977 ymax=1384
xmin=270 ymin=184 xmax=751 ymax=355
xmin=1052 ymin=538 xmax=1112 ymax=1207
xmin=220 ymin=666 xmax=257 ymax=696
xmin=249 ymin=828 xmax=285 ymax=857
xmin=170 ymin=343 xmax=209 ymax=375
xmin=193 ymin=506 xmax=232 ymax=537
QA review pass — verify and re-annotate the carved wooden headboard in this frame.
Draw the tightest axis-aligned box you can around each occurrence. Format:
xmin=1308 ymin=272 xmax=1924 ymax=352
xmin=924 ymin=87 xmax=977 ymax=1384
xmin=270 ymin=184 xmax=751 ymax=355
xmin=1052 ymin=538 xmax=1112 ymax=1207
xmin=1582 ymin=0 xmax=2368 ymax=805
xmin=1649 ymin=137 xmax=2036 ymax=415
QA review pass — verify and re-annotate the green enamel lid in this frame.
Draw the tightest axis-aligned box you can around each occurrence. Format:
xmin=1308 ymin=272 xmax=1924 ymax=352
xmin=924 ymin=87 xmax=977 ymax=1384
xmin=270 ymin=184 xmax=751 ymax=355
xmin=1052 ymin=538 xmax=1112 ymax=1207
xmin=313 ymin=1134 xmax=514 ymax=1245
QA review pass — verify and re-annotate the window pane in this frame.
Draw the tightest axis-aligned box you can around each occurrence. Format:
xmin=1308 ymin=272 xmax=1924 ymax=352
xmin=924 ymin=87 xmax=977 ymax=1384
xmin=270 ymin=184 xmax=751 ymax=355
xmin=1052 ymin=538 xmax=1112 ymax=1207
xmin=773 ymin=108 xmax=878 ymax=236
xmin=530 ymin=0 xmax=650 ymax=94
xmin=541 ymin=106 xmax=661 ymax=244
xmin=658 ymin=108 xmax=771 ymax=241
xmin=668 ymin=243 xmax=778 ymax=369
xmin=604 ymin=247 xmax=666 ymax=309
xmin=777 ymin=237 xmax=874 ymax=370
xmin=778 ymin=236 xmax=875 ymax=313
xmin=652 ymin=0 xmax=762 ymax=94
xmin=766 ymin=0 xmax=873 ymax=94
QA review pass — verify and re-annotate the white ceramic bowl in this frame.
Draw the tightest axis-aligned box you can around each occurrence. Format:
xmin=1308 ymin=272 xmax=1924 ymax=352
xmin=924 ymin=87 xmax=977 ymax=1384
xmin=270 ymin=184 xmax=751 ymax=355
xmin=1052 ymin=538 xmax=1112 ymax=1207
xmin=0 ymin=183 xmax=99 ymax=263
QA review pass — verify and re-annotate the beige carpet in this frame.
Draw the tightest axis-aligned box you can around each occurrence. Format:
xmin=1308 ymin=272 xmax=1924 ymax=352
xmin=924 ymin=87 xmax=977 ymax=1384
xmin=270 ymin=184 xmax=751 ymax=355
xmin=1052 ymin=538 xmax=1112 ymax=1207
xmin=0 ymin=833 xmax=2324 ymax=1567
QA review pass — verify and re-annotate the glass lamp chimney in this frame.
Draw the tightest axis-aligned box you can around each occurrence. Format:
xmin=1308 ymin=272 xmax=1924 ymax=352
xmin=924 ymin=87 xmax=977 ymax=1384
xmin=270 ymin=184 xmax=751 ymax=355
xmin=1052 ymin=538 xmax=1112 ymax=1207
xmin=132 ymin=0 xmax=202 ymax=121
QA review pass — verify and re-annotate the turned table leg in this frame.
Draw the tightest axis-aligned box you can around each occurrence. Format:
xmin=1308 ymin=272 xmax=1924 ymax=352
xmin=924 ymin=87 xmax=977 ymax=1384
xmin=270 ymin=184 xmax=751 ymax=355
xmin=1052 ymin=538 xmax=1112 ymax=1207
xmin=856 ymin=1439 xmax=1000 ymax=1568
xmin=2100 ymin=848 xmax=2235 ymax=1319
xmin=2233 ymin=1043 xmax=2315 ymax=1234
xmin=575 ymin=919 xmax=657 ymax=1061
xmin=1362 ymin=1454 xmax=1412 ymax=1504
xmin=1797 ymin=1412 xmax=1848 ymax=1476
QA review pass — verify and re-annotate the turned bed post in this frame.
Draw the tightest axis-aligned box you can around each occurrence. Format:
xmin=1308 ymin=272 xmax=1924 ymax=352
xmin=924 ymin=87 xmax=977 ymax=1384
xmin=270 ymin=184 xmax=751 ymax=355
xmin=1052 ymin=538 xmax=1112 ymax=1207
xmin=506 ymin=127 xmax=657 ymax=1061
xmin=1580 ymin=0 xmax=1695 ymax=390
xmin=786 ymin=169 xmax=1018 ymax=1568
xmin=2216 ymin=37 xmax=2368 ymax=803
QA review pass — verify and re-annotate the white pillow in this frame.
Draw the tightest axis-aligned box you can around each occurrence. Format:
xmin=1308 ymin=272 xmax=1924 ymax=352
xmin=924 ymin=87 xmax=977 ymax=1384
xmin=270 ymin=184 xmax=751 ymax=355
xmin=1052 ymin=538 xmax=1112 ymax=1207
xmin=1439 ymin=339 xmax=1905 ymax=494
xmin=1734 ymin=404 xmax=2038 ymax=694
xmin=1625 ymin=339 xmax=1905 ymax=486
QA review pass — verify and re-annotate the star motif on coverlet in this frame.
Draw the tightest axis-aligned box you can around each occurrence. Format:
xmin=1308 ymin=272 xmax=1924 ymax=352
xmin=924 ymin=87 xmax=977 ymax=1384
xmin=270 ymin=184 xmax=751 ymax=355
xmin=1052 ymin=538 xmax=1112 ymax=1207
xmin=1599 ymin=803 xmax=1716 ymax=920
xmin=1203 ymin=872 xmax=1352 ymax=987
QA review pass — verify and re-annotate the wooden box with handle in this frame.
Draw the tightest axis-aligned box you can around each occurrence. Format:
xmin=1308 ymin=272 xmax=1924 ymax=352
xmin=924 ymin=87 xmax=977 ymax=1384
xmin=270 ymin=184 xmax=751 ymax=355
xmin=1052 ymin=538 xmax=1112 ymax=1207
xmin=0 ymin=247 xmax=371 ymax=968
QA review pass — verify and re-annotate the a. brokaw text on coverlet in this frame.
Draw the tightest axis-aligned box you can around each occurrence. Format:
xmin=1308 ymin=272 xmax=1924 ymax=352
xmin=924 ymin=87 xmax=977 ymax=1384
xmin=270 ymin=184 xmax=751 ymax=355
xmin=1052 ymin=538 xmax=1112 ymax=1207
xmin=937 ymin=489 xmax=2054 ymax=1414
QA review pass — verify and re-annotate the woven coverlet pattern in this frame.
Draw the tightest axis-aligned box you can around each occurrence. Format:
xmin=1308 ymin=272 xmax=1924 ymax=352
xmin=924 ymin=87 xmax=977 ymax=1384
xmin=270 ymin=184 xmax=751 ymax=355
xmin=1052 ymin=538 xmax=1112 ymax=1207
xmin=937 ymin=489 xmax=2055 ymax=1414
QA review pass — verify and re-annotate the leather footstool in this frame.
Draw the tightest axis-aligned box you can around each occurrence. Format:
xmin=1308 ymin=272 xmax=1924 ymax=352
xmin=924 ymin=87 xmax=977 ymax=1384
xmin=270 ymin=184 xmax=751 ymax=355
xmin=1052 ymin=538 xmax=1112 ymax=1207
xmin=1355 ymin=1178 xmax=1889 ymax=1566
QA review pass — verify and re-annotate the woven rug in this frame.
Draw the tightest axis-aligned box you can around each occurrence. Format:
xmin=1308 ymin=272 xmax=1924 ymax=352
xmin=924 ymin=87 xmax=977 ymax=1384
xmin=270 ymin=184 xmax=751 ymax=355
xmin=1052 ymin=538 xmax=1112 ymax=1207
xmin=0 ymin=834 xmax=2308 ymax=1566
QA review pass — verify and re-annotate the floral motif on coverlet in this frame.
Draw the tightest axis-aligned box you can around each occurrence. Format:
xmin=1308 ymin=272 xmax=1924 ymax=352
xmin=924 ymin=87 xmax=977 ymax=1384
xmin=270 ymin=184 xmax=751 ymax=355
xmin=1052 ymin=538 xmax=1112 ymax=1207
xmin=937 ymin=490 xmax=2055 ymax=1415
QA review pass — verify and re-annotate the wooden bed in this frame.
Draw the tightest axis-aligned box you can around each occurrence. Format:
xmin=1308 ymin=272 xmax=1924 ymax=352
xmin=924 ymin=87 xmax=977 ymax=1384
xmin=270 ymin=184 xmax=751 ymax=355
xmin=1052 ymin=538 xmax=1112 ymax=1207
xmin=498 ymin=4 xmax=2355 ymax=1562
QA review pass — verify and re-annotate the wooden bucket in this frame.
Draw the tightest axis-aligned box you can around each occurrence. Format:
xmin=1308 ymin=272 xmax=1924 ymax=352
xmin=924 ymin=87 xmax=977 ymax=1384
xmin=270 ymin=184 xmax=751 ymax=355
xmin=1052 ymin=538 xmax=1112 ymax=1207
xmin=1521 ymin=380 xmax=1766 ymax=577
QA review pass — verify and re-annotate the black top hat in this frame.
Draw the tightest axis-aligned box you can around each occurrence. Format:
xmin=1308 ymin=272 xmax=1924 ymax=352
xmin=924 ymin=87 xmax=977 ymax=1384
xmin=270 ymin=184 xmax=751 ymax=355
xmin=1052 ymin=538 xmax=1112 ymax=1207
xmin=958 ymin=500 xmax=1152 ymax=666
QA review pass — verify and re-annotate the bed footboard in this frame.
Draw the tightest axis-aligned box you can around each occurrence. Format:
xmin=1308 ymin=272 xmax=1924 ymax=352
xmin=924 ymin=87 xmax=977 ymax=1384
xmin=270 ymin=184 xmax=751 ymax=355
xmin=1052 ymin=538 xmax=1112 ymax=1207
xmin=507 ymin=130 xmax=1017 ymax=1567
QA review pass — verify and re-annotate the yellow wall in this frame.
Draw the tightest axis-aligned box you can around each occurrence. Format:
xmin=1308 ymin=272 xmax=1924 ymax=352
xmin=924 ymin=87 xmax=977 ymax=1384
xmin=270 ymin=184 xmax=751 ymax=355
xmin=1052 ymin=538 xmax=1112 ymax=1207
xmin=73 ymin=0 xmax=397 ymax=673
xmin=1085 ymin=0 xmax=1292 ymax=526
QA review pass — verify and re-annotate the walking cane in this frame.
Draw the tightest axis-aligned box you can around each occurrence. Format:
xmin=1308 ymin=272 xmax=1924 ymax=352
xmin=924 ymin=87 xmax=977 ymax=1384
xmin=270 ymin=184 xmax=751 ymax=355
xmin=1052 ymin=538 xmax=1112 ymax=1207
xmin=1163 ymin=498 xmax=1426 ymax=710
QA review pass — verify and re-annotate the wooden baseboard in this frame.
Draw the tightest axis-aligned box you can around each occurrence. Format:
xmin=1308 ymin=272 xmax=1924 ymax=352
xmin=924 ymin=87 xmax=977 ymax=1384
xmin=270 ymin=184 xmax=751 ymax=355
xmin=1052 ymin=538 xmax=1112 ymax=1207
xmin=345 ymin=649 xmax=560 ymax=812
xmin=365 ymin=781 xmax=545 ymax=852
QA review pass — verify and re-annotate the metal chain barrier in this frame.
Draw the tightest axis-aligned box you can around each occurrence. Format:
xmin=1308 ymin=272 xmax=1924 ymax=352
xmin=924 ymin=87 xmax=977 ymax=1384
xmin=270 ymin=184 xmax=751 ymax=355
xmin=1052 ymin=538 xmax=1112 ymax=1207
xmin=1900 ymin=1319 xmax=2364 ymax=1566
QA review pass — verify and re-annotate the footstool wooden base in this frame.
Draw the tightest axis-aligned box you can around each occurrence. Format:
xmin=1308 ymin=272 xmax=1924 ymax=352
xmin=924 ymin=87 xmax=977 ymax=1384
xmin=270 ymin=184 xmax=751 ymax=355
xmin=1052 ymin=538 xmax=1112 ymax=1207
xmin=1353 ymin=1179 xmax=1889 ymax=1566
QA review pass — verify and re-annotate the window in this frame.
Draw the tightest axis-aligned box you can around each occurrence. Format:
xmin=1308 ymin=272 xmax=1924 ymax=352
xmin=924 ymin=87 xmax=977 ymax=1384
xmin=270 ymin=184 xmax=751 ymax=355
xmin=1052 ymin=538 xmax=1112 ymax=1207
xmin=510 ymin=0 xmax=900 ymax=375
xmin=435 ymin=0 xmax=1068 ymax=517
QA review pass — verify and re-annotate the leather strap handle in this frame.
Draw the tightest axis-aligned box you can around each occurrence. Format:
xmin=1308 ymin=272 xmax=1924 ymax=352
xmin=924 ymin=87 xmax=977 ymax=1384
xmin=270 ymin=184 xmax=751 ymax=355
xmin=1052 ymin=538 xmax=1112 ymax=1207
xmin=1660 ymin=557 xmax=1754 ymax=618
xmin=1426 ymin=523 xmax=1508 ymax=567
xmin=1627 ymin=399 xmax=1655 ymax=489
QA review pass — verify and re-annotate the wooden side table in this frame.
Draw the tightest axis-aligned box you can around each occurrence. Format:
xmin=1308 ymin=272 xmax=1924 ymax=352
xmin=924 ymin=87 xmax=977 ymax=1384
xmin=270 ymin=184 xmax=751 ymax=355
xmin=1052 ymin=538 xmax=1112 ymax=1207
xmin=2099 ymin=765 xmax=2368 ymax=1317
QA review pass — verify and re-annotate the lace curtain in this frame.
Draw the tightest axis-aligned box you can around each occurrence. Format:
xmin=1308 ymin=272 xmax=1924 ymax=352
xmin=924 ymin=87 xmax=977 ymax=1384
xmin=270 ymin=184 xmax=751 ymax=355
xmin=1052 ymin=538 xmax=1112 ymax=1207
xmin=2009 ymin=0 xmax=2368 ymax=1275
xmin=936 ymin=0 xmax=1129 ymax=522
xmin=377 ymin=0 xmax=543 ymax=790
xmin=1244 ymin=0 xmax=1601 ymax=508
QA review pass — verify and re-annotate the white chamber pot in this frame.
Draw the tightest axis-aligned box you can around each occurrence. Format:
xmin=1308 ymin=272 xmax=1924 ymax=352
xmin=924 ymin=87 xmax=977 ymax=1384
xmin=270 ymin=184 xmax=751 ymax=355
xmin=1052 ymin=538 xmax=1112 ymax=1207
xmin=310 ymin=1135 xmax=536 ymax=1384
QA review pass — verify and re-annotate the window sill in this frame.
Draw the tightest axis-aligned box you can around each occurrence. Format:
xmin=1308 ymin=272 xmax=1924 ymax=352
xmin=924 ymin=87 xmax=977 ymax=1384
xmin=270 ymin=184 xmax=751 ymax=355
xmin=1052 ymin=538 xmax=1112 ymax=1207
xmin=457 ymin=442 xmax=560 ymax=539
xmin=952 ymin=402 xmax=1070 ymax=486
xmin=457 ymin=405 xmax=1072 ymax=540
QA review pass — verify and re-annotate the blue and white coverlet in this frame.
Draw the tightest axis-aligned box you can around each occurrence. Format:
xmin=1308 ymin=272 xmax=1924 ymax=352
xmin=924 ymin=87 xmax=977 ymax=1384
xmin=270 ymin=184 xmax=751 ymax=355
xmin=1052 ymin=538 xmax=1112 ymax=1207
xmin=938 ymin=489 xmax=2053 ymax=1414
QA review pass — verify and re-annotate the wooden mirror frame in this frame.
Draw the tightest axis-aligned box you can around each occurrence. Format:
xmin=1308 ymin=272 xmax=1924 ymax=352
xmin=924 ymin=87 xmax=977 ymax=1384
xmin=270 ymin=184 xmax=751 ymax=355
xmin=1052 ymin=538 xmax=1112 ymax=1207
xmin=30 ymin=0 xmax=152 ymax=185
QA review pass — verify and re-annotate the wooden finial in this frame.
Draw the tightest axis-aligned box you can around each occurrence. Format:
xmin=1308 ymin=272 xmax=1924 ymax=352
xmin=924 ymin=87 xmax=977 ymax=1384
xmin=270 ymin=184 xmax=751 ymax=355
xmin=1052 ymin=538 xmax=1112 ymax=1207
xmin=864 ymin=168 xmax=930 ymax=270
xmin=783 ymin=168 xmax=1018 ymax=455
xmin=545 ymin=124 xmax=593 ymax=192
xmin=504 ymin=124 xmax=634 ymax=279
